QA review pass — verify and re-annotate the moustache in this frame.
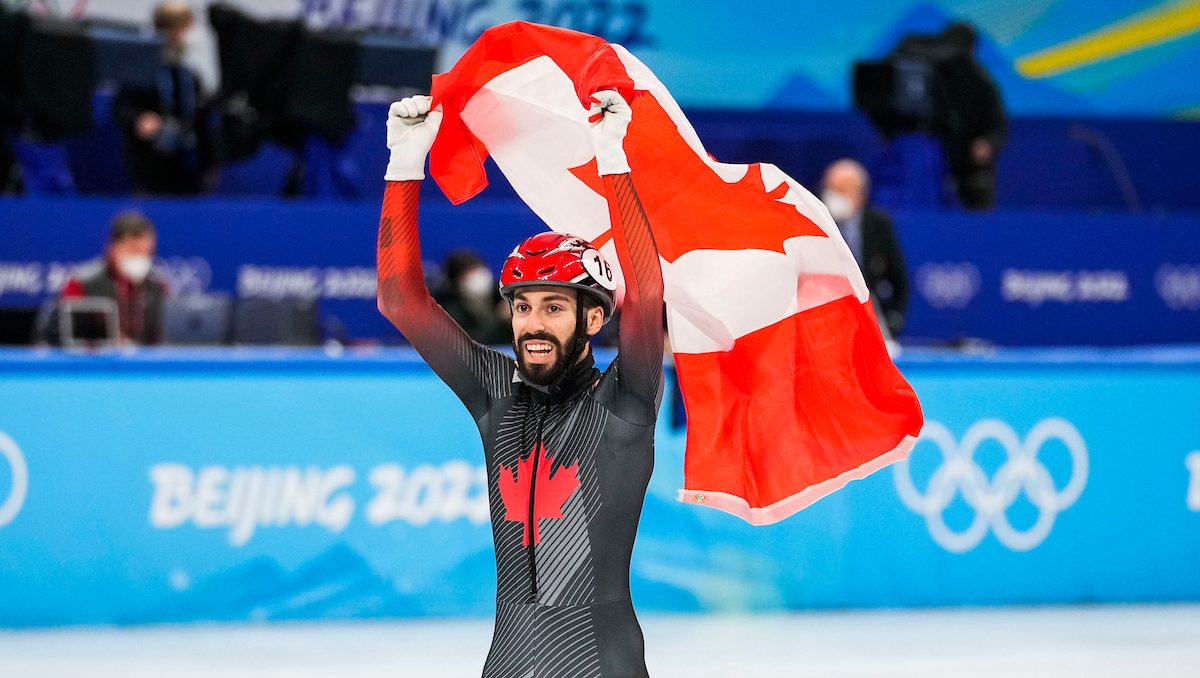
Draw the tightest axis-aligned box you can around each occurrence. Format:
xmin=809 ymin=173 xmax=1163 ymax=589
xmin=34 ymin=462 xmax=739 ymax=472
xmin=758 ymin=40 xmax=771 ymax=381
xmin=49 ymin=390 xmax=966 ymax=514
xmin=518 ymin=331 xmax=563 ymax=349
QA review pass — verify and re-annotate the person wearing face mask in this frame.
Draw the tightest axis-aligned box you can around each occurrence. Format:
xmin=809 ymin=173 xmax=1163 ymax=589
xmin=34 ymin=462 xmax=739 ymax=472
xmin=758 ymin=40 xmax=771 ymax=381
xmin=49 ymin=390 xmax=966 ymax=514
xmin=821 ymin=158 xmax=909 ymax=337
xmin=433 ymin=249 xmax=512 ymax=345
xmin=114 ymin=1 xmax=214 ymax=195
xmin=59 ymin=210 xmax=169 ymax=345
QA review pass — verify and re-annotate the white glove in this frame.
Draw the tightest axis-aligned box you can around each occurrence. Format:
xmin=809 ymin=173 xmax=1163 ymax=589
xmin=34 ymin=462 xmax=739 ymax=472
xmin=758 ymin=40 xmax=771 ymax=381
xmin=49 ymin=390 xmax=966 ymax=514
xmin=385 ymin=96 xmax=443 ymax=181
xmin=588 ymin=90 xmax=632 ymax=176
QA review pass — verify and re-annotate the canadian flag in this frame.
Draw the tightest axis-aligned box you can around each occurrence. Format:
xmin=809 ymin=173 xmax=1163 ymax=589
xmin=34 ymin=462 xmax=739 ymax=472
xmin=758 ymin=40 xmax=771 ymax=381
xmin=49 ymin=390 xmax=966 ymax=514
xmin=429 ymin=22 xmax=923 ymax=524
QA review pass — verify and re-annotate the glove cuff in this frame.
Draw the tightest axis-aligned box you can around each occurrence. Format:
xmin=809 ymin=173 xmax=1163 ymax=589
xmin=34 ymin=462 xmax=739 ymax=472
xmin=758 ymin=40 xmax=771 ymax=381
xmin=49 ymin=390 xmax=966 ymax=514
xmin=595 ymin=156 xmax=631 ymax=176
xmin=385 ymin=170 xmax=425 ymax=182
xmin=385 ymin=155 xmax=426 ymax=182
xmin=594 ymin=137 xmax=630 ymax=176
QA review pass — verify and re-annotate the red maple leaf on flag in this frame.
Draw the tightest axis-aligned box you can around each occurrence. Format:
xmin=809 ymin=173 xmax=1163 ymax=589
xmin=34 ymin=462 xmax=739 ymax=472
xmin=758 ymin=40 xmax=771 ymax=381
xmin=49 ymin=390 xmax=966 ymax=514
xmin=567 ymin=95 xmax=824 ymax=262
xmin=498 ymin=442 xmax=580 ymax=546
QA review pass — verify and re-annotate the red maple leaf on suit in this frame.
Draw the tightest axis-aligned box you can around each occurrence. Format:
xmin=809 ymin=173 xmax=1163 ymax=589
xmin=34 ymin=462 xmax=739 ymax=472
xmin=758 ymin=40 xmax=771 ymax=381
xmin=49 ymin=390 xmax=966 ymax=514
xmin=498 ymin=442 xmax=580 ymax=546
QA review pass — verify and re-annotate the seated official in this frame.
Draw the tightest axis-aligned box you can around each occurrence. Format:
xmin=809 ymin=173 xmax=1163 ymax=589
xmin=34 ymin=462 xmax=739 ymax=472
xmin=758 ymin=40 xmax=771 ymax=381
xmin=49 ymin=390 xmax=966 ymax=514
xmin=59 ymin=210 xmax=169 ymax=345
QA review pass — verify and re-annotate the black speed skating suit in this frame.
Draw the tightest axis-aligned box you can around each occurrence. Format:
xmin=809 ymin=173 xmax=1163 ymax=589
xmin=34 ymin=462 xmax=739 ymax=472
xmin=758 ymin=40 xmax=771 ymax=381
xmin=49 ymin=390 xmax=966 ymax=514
xmin=377 ymin=173 xmax=664 ymax=678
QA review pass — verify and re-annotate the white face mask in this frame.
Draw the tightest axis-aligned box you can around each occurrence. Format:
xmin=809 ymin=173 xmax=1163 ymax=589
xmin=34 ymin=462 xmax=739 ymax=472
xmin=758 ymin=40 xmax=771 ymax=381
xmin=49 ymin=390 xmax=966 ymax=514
xmin=118 ymin=255 xmax=152 ymax=284
xmin=460 ymin=268 xmax=494 ymax=300
xmin=821 ymin=189 xmax=857 ymax=223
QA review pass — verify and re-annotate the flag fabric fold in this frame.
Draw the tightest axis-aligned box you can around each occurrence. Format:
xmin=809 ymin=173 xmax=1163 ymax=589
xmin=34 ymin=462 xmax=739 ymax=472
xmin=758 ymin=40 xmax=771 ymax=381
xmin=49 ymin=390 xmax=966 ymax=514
xmin=429 ymin=21 xmax=923 ymax=525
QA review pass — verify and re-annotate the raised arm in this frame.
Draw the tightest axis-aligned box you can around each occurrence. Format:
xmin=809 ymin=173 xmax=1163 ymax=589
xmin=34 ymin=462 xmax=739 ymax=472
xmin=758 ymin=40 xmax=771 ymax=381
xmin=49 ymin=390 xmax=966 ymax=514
xmin=376 ymin=97 xmax=507 ymax=418
xmin=591 ymin=91 xmax=665 ymax=424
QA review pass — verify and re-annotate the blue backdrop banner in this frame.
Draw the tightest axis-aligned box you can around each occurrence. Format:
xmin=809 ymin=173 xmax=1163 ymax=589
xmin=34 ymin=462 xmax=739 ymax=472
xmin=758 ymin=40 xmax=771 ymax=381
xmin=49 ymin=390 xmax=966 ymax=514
xmin=899 ymin=209 xmax=1200 ymax=346
xmin=1 ymin=347 xmax=1198 ymax=628
xmin=3 ymin=197 xmax=1199 ymax=346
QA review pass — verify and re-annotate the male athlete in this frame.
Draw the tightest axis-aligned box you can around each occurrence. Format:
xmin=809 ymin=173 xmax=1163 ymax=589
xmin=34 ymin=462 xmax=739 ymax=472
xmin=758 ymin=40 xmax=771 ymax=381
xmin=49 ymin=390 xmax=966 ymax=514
xmin=376 ymin=90 xmax=664 ymax=678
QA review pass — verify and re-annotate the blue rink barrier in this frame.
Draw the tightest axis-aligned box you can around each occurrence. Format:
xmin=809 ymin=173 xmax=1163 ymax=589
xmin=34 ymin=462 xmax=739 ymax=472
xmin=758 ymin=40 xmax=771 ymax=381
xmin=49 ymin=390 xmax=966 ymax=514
xmin=1 ymin=346 xmax=1199 ymax=628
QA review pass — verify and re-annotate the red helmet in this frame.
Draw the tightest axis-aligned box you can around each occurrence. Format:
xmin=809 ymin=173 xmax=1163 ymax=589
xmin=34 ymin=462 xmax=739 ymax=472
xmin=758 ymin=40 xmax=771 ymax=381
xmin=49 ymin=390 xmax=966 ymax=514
xmin=500 ymin=232 xmax=617 ymax=323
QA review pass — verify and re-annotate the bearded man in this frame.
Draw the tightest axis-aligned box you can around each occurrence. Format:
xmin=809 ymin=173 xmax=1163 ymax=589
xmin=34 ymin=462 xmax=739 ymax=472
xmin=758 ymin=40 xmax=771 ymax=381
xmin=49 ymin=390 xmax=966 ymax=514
xmin=376 ymin=89 xmax=664 ymax=678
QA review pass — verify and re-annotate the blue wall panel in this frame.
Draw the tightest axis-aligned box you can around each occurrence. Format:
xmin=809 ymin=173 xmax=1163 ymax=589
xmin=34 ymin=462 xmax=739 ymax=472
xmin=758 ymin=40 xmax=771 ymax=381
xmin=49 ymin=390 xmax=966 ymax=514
xmin=3 ymin=197 xmax=1198 ymax=346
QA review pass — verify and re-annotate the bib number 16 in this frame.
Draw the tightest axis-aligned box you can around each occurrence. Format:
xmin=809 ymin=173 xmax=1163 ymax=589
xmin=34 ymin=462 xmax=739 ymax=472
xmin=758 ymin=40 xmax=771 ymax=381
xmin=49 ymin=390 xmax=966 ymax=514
xmin=582 ymin=248 xmax=617 ymax=290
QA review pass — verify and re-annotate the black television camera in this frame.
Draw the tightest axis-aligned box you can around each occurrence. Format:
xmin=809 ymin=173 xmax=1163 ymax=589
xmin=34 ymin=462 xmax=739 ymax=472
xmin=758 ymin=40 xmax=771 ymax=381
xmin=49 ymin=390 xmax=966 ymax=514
xmin=852 ymin=23 xmax=983 ymax=138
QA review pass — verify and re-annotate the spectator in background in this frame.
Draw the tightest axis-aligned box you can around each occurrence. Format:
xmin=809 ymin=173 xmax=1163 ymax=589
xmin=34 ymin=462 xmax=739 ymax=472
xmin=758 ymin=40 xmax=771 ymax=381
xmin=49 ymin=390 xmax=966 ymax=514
xmin=60 ymin=210 xmax=169 ymax=345
xmin=0 ymin=6 xmax=25 ymax=194
xmin=434 ymin=249 xmax=511 ymax=345
xmin=114 ymin=2 xmax=213 ymax=195
xmin=821 ymin=159 xmax=909 ymax=337
xmin=929 ymin=21 xmax=1006 ymax=210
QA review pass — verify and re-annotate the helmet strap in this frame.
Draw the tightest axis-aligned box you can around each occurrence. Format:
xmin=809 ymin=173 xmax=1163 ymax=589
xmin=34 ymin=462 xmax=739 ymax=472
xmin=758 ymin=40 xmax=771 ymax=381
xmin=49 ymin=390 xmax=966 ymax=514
xmin=574 ymin=288 xmax=591 ymax=353
xmin=543 ymin=288 xmax=591 ymax=397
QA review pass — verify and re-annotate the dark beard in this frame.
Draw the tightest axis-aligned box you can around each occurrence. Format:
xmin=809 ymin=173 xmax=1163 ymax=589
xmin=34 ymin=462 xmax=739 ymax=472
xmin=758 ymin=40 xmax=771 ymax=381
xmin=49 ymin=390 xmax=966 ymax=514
xmin=515 ymin=331 xmax=580 ymax=387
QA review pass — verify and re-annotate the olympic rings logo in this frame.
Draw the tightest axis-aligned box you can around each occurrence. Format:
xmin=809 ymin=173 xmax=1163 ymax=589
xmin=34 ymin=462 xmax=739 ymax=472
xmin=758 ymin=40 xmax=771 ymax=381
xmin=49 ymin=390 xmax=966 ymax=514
xmin=917 ymin=262 xmax=981 ymax=309
xmin=893 ymin=418 xmax=1088 ymax=553
xmin=0 ymin=431 xmax=29 ymax=528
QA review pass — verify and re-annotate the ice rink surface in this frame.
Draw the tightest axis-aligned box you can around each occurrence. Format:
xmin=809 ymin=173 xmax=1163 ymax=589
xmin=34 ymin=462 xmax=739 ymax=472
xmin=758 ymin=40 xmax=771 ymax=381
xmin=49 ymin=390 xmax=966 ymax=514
xmin=2 ymin=604 xmax=1198 ymax=677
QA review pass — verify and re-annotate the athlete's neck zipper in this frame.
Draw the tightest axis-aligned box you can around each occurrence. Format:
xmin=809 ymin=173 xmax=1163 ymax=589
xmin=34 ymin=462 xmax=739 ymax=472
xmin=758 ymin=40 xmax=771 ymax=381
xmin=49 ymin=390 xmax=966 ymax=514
xmin=527 ymin=402 xmax=550 ymax=602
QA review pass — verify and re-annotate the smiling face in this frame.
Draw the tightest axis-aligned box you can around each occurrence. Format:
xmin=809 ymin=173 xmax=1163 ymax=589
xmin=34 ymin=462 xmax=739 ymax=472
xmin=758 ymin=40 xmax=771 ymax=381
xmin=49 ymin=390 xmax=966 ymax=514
xmin=511 ymin=286 xmax=604 ymax=386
